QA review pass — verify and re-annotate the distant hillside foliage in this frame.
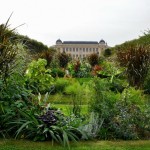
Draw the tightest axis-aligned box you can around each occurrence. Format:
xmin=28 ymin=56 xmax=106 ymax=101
xmin=0 ymin=24 xmax=48 ymax=53
xmin=14 ymin=34 xmax=48 ymax=53
xmin=115 ymin=30 xmax=150 ymax=48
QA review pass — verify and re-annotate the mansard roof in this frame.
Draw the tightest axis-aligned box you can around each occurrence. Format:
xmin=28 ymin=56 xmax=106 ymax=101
xmin=63 ymin=41 xmax=98 ymax=44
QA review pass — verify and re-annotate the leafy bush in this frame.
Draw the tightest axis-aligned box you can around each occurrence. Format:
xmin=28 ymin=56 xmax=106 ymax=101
xmin=89 ymin=78 xmax=119 ymax=118
xmin=76 ymin=78 xmax=91 ymax=85
xmin=68 ymin=61 xmax=91 ymax=78
xmin=109 ymin=78 xmax=127 ymax=93
xmin=0 ymin=74 xmax=30 ymax=101
xmin=4 ymin=95 xmax=86 ymax=148
xmin=97 ymin=61 xmax=123 ymax=78
xmin=54 ymin=78 xmax=70 ymax=93
xmin=109 ymin=87 xmax=150 ymax=139
xmin=51 ymin=68 xmax=65 ymax=78
xmin=110 ymin=101 xmax=150 ymax=140
xmin=77 ymin=62 xmax=91 ymax=77
xmin=64 ymin=80 xmax=83 ymax=96
xmin=89 ymin=78 xmax=150 ymax=139
xmin=25 ymin=59 xmax=54 ymax=93
xmin=104 ymin=48 xmax=112 ymax=57
xmin=144 ymin=69 xmax=150 ymax=94
xmin=64 ymin=79 xmax=90 ymax=116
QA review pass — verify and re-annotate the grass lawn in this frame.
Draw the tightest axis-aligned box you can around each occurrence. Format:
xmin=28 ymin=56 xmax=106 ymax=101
xmin=48 ymin=93 xmax=89 ymax=105
xmin=44 ymin=92 xmax=89 ymax=115
xmin=0 ymin=139 xmax=150 ymax=150
xmin=53 ymin=104 xmax=88 ymax=115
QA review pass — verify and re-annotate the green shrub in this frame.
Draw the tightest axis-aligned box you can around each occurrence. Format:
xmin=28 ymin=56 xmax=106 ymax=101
xmin=4 ymin=93 xmax=87 ymax=148
xmin=51 ymin=68 xmax=65 ymax=78
xmin=77 ymin=62 xmax=92 ymax=78
xmin=104 ymin=48 xmax=112 ymax=57
xmin=89 ymin=78 xmax=150 ymax=140
xmin=110 ymin=101 xmax=150 ymax=140
xmin=110 ymin=78 xmax=128 ymax=93
xmin=64 ymin=79 xmax=90 ymax=116
xmin=144 ymin=69 xmax=150 ymax=94
xmin=89 ymin=78 xmax=119 ymax=119
xmin=0 ymin=74 xmax=30 ymax=101
xmin=65 ymin=82 xmax=78 ymax=95
xmin=109 ymin=87 xmax=149 ymax=140
xmin=97 ymin=61 xmax=123 ymax=79
xmin=54 ymin=78 xmax=70 ymax=93
xmin=25 ymin=59 xmax=54 ymax=93
xmin=67 ymin=61 xmax=91 ymax=78
xmin=76 ymin=78 xmax=91 ymax=85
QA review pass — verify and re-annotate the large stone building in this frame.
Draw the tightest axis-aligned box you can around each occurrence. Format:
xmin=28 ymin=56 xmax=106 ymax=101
xmin=55 ymin=39 xmax=108 ymax=59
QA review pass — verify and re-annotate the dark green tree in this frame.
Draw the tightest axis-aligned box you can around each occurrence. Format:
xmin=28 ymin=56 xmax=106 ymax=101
xmin=104 ymin=48 xmax=112 ymax=57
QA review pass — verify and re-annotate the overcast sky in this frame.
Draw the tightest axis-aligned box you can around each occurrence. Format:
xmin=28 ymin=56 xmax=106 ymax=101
xmin=0 ymin=0 xmax=150 ymax=47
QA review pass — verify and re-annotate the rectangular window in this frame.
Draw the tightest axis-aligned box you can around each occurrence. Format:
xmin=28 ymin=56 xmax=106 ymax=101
xmin=63 ymin=48 xmax=65 ymax=51
xmin=70 ymin=48 xmax=72 ymax=51
xmin=93 ymin=48 xmax=95 ymax=52
xmin=73 ymin=48 xmax=75 ymax=52
xmin=76 ymin=48 xmax=78 ymax=52
xmin=86 ymin=48 xmax=88 ymax=52
xmin=83 ymin=48 xmax=85 ymax=52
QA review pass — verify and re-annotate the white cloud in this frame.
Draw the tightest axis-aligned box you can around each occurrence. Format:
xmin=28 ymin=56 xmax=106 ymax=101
xmin=0 ymin=0 xmax=150 ymax=46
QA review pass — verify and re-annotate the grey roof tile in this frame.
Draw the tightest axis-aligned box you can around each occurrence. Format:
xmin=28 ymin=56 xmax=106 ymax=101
xmin=63 ymin=41 xmax=98 ymax=44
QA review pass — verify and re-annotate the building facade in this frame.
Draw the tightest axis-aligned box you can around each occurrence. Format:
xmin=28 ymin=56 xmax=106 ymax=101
xmin=55 ymin=39 xmax=108 ymax=59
